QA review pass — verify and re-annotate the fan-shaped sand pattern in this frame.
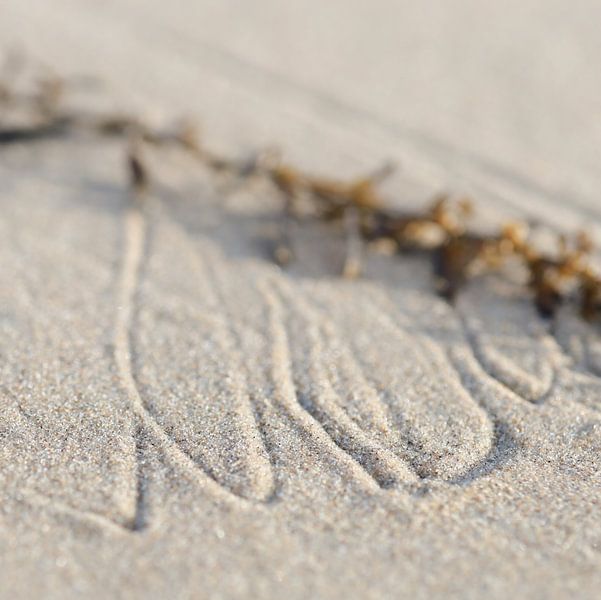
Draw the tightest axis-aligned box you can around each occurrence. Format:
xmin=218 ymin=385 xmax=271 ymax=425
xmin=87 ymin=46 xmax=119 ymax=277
xmin=3 ymin=4 xmax=601 ymax=595
xmin=453 ymin=286 xmax=601 ymax=413
xmin=380 ymin=276 xmax=601 ymax=417
xmin=276 ymin=280 xmax=496 ymax=481
xmin=4 ymin=137 xmax=599 ymax=534
xmin=554 ymin=308 xmax=601 ymax=379
xmin=455 ymin=287 xmax=558 ymax=403
xmin=118 ymin=177 xmax=513 ymax=496
xmin=130 ymin=199 xmax=416 ymax=495
xmin=4 ymin=149 xmax=598 ymax=542
xmin=266 ymin=279 xmax=418 ymax=487
xmin=120 ymin=200 xmax=276 ymax=504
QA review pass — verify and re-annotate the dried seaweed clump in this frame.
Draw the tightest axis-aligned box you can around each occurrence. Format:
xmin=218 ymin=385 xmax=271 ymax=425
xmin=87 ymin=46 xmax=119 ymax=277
xmin=2 ymin=54 xmax=600 ymax=325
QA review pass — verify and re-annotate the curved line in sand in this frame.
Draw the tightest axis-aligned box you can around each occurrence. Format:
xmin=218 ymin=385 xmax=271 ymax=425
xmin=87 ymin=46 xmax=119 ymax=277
xmin=456 ymin=309 xmax=555 ymax=405
xmin=264 ymin=278 xmax=419 ymax=489
xmin=144 ymin=201 xmax=278 ymax=503
xmin=113 ymin=201 xmax=245 ymax=530
xmin=365 ymin=290 xmax=511 ymax=481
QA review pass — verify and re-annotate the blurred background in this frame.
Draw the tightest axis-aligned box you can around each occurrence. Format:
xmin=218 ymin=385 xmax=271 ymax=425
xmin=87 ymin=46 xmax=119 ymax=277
xmin=2 ymin=0 xmax=601 ymax=226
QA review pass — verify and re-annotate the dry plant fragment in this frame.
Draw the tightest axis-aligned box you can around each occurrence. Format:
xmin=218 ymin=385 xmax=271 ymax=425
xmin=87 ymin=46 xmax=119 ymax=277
xmin=364 ymin=196 xmax=463 ymax=252
xmin=3 ymin=54 xmax=601 ymax=330
xmin=579 ymin=270 xmax=601 ymax=322
xmin=434 ymin=234 xmax=487 ymax=302
xmin=308 ymin=162 xmax=395 ymax=221
xmin=507 ymin=228 xmax=596 ymax=318
xmin=0 ymin=116 xmax=72 ymax=144
xmin=272 ymin=193 xmax=296 ymax=267
xmin=127 ymin=137 xmax=149 ymax=199
xmin=265 ymin=161 xmax=396 ymax=274
xmin=342 ymin=206 xmax=363 ymax=279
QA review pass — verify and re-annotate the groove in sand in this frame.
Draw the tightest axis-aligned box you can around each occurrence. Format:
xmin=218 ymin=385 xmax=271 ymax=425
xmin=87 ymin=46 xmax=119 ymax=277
xmin=149 ymin=203 xmax=278 ymax=502
xmin=264 ymin=278 xmax=418 ymax=489
xmin=113 ymin=201 xmax=242 ymax=530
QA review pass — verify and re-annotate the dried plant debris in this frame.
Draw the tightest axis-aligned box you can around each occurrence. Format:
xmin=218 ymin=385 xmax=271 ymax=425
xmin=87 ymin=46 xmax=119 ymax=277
xmin=2 ymin=54 xmax=601 ymax=328
xmin=127 ymin=140 xmax=149 ymax=197
xmin=0 ymin=116 xmax=73 ymax=144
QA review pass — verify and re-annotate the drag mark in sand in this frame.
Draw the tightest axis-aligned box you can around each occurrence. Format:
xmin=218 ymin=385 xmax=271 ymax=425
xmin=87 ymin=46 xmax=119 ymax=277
xmin=114 ymin=206 xmax=146 ymax=420
xmin=263 ymin=278 xmax=420 ymax=488
xmin=113 ymin=202 xmax=151 ymax=531
xmin=363 ymin=289 xmax=515 ymax=481
xmin=144 ymin=206 xmax=277 ymax=503
xmin=455 ymin=300 xmax=601 ymax=413
xmin=456 ymin=309 xmax=555 ymax=405
xmin=114 ymin=201 xmax=241 ymax=531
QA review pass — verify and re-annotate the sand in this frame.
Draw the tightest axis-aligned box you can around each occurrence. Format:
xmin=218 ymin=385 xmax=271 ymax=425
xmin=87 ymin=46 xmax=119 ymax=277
xmin=1 ymin=2 xmax=600 ymax=598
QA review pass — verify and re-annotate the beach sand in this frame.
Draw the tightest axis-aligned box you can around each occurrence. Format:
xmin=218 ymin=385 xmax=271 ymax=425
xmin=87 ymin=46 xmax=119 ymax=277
xmin=1 ymin=2 xmax=600 ymax=598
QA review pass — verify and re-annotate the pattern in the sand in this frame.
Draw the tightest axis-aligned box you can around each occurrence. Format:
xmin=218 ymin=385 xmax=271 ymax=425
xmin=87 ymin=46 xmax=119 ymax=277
xmin=2 ymin=141 xmax=600 ymax=534
xmin=117 ymin=183 xmax=601 ymax=531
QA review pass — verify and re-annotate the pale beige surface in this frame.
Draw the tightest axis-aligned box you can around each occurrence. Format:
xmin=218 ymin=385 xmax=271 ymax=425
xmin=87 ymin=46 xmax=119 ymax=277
xmin=1 ymin=2 xmax=601 ymax=599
